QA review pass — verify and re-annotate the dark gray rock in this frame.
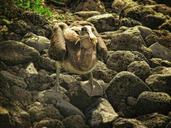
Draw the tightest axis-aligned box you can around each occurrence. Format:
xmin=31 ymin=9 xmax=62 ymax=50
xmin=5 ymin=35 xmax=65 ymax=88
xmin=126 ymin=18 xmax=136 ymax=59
xmin=137 ymin=113 xmax=171 ymax=128
xmin=33 ymin=119 xmax=64 ymax=128
xmin=106 ymin=51 xmax=139 ymax=72
xmin=92 ymin=61 xmax=117 ymax=83
xmin=86 ymin=98 xmax=118 ymax=127
xmin=0 ymin=40 xmax=40 ymax=65
xmin=0 ymin=106 xmax=13 ymax=128
xmin=127 ymin=61 xmax=151 ymax=80
xmin=11 ymin=86 xmax=32 ymax=106
xmin=135 ymin=91 xmax=171 ymax=115
xmin=145 ymin=71 xmax=171 ymax=95
xmin=74 ymin=11 xmax=101 ymax=19
xmin=0 ymin=70 xmax=27 ymax=88
xmin=28 ymin=102 xmax=63 ymax=122
xmin=149 ymin=42 xmax=171 ymax=61
xmin=106 ymin=71 xmax=150 ymax=116
xmin=63 ymin=115 xmax=88 ymax=128
xmin=22 ymin=32 xmax=50 ymax=52
xmin=87 ymin=13 xmax=120 ymax=32
xmin=113 ymin=117 xmax=147 ymax=128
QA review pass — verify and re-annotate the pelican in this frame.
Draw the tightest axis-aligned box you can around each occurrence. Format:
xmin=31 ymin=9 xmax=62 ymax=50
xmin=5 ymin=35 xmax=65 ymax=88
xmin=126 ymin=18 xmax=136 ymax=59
xmin=48 ymin=21 xmax=107 ymax=96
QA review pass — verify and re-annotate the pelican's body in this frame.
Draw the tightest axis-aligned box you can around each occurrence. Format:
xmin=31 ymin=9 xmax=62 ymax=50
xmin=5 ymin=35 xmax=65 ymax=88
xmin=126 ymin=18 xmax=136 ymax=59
xmin=48 ymin=21 xmax=107 ymax=96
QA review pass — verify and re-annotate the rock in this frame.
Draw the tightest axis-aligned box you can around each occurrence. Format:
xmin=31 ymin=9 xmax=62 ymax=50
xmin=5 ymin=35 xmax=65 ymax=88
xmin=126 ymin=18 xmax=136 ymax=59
xmin=11 ymin=86 xmax=32 ymax=106
xmin=149 ymin=42 xmax=171 ymax=61
xmin=145 ymin=71 xmax=171 ymax=95
xmin=135 ymin=91 xmax=171 ymax=115
xmin=152 ymin=4 xmax=171 ymax=17
xmin=153 ymin=0 xmax=171 ymax=7
xmin=74 ymin=0 xmax=105 ymax=12
xmin=86 ymin=98 xmax=118 ymax=127
xmin=25 ymin=73 xmax=54 ymax=91
xmin=0 ymin=70 xmax=27 ymax=88
xmin=108 ymin=26 xmax=152 ymax=57
xmin=0 ymin=40 xmax=40 ymax=65
xmin=74 ymin=11 xmax=101 ymax=19
xmin=106 ymin=51 xmax=141 ymax=72
xmin=8 ymin=20 xmax=31 ymax=36
xmin=11 ymin=106 xmax=31 ymax=128
xmin=166 ymin=122 xmax=171 ymax=128
xmin=91 ymin=60 xmax=117 ymax=83
xmin=87 ymin=13 xmax=120 ymax=32
xmin=137 ymin=113 xmax=171 ymax=128
xmin=113 ymin=117 xmax=147 ymax=128
xmin=151 ymin=66 xmax=171 ymax=75
xmin=67 ymin=81 xmax=97 ymax=111
xmin=54 ymin=100 xmax=85 ymax=118
xmin=33 ymin=119 xmax=65 ymax=128
xmin=28 ymin=102 xmax=63 ymax=122
xmin=143 ymin=13 xmax=166 ymax=29
xmin=0 ymin=106 xmax=13 ymax=128
xmin=160 ymin=19 xmax=171 ymax=32
xmin=153 ymin=30 xmax=171 ymax=50
xmin=106 ymin=71 xmax=150 ymax=116
xmin=127 ymin=61 xmax=151 ymax=80
xmin=25 ymin=62 xmax=38 ymax=75
xmin=125 ymin=5 xmax=166 ymax=29
xmin=112 ymin=0 xmax=137 ymax=13
xmin=22 ymin=32 xmax=50 ymax=52
xmin=63 ymin=115 xmax=88 ymax=128
xmin=149 ymin=58 xmax=171 ymax=68
xmin=59 ymin=74 xmax=77 ymax=90
xmin=120 ymin=17 xmax=142 ymax=27
xmin=37 ymin=56 xmax=56 ymax=72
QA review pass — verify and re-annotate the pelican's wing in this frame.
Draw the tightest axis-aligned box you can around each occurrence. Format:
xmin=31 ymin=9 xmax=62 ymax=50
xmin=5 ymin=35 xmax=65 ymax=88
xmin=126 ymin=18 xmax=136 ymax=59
xmin=48 ymin=24 xmax=66 ymax=61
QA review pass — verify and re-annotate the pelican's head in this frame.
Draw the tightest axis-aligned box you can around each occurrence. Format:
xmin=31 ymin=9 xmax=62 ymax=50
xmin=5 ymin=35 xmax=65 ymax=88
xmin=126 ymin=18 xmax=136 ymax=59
xmin=77 ymin=25 xmax=98 ymax=49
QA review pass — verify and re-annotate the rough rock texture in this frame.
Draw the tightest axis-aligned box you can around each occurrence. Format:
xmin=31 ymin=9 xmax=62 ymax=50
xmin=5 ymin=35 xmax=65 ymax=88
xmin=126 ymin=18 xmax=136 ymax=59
xmin=127 ymin=61 xmax=151 ymax=80
xmin=135 ymin=91 xmax=171 ymax=115
xmin=113 ymin=118 xmax=148 ymax=128
xmin=137 ymin=113 xmax=171 ymax=128
xmin=0 ymin=40 xmax=40 ymax=65
xmin=87 ymin=13 xmax=120 ymax=32
xmin=106 ymin=71 xmax=150 ymax=116
xmin=86 ymin=98 xmax=118 ymax=127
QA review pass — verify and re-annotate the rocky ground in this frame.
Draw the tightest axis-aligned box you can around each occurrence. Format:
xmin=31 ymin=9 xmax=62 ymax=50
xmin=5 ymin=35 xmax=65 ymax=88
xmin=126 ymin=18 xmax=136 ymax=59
xmin=0 ymin=0 xmax=171 ymax=128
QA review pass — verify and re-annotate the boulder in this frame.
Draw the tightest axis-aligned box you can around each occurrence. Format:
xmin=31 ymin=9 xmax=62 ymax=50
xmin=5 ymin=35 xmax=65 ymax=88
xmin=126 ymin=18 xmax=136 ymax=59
xmin=0 ymin=40 xmax=40 ymax=65
xmin=10 ymin=86 xmax=32 ymax=106
xmin=113 ymin=118 xmax=147 ymax=128
xmin=74 ymin=0 xmax=105 ymax=12
xmin=63 ymin=115 xmax=88 ymax=128
xmin=86 ymin=98 xmax=118 ymax=127
xmin=33 ymin=119 xmax=64 ymax=128
xmin=137 ymin=113 xmax=171 ymax=128
xmin=28 ymin=102 xmax=63 ymax=122
xmin=149 ymin=42 xmax=171 ymax=61
xmin=108 ymin=26 xmax=152 ymax=57
xmin=106 ymin=71 xmax=150 ymax=116
xmin=92 ymin=60 xmax=117 ymax=83
xmin=22 ymin=32 xmax=50 ymax=52
xmin=127 ymin=61 xmax=151 ymax=80
xmin=149 ymin=58 xmax=171 ymax=68
xmin=145 ymin=69 xmax=171 ymax=95
xmin=135 ymin=91 xmax=171 ymax=115
xmin=107 ymin=51 xmax=146 ymax=72
xmin=87 ymin=13 xmax=120 ymax=32
xmin=0 ymin=106 xmax=13 ymax=128
xmin=74 ymin=11 xmax=101 ymax=19
xmin=0 ymin=70 xmax=27 ymax=89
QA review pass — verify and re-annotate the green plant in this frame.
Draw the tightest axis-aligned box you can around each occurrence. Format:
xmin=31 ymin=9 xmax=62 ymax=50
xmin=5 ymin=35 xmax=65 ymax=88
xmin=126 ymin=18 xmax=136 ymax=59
xmin=14 ymin=0 xmax=52 ymax=17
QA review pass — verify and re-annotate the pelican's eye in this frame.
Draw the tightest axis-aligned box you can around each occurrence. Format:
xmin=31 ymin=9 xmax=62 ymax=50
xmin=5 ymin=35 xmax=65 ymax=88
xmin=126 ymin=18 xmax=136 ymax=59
xmin=81 ymin=27 xmax=87 ymax=33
